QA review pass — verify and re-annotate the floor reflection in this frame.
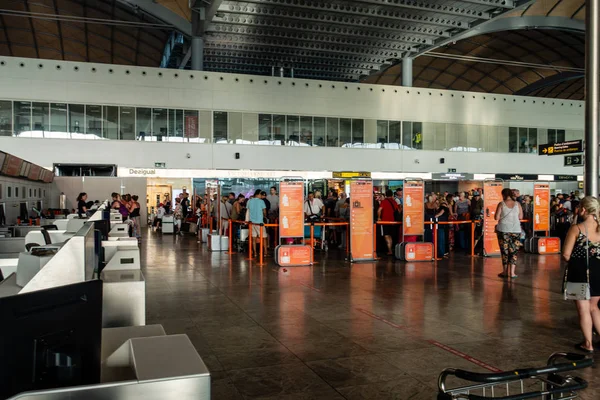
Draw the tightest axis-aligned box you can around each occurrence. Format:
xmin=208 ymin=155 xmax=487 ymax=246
xmin=141 ymin=231 xmax=598 ymax=399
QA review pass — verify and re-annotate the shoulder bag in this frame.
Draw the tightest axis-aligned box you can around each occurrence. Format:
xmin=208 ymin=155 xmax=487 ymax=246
xmin=494 ymin=202 xmax=516 ymax=233
xmin=306 ymin=200 xmax=320 ymax=222
xmin=564 ymin=225 xmax=591 ymax=300
xmin=386 ymin=198 xmax=402 ymax=222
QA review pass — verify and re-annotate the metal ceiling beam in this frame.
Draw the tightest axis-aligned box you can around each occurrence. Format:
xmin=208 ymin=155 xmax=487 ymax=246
xmin=215 ymin=7 xmax=451 ymax=38
xmin=51 ymin=0 xmax=65 ymax=60
xmin=350 ymin=0 xmax=492 ymax=19
xmin=206 ymin=32 xmax=407 ymax=59
xmin=414 ymin=12 xmax=583 ymax=58
xmin=23 ymin=0 xmax=40 ymax=58
xmin=208 ymin=20 xmax=433 ymax=46
xmin=514 ymin=71 xmax=584 ymax=96
xmin=218 ymin=0 xmax=471 ymax=30
xmin=0 ymin=15 xmax=13 ymax=56
xmin=204 ymin=58 xmax=367 ymax=76
xmin=208 ymin=25 xmax=416 ymax=52
xmin=204 ymin=55 xmax=370 ymax=73
xmin=204 ymin=48 xmax=380 ymax=69
xmin=116 ymin=0 xmax=192 ymax=36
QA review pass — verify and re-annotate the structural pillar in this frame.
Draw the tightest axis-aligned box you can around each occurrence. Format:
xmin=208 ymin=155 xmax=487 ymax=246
xmin=585 ymin=0 xmax=600 ymax=196
xmin=402 ymin=57 xmax=413 ymax=87
xmin=191 ymin=36 xmax=204 ymax=71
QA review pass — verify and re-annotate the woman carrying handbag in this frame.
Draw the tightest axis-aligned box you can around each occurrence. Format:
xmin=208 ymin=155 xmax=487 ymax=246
xmin=562 ymin=196 xmax=600 ymax=353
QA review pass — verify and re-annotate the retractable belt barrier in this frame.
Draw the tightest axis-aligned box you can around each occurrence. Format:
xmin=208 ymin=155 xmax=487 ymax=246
xmin=224 ymin=219 xmax=533 ymax=263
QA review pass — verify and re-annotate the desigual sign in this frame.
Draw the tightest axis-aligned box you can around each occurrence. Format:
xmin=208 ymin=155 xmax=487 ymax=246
xmin=128 ymin=169 xmax=156 ymax=175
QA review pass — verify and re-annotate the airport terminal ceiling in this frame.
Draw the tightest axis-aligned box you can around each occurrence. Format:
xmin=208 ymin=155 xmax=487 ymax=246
xmin=0 ymin=0 xmax=586 ymax=99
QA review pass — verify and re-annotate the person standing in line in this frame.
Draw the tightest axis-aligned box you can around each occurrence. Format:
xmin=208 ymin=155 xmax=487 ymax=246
xmin=378 ymin=190 xmax=399 ymax=255
xmin=153 ymin=203 xmax=165 ymax=231
xmin=130 ymin=195 xmax=141 ymax=239
xmin=174 ymin=198 xmax=184 ymax=236
xmin=247 ymin=189 xmax=267 ymax=257
xmin=495 ymin=188 xmax=524 ymax=279
xmin=562 ymin=196 xmax=600 ymax=353
xmin=220 ymin=195 xmax=233 ymax=236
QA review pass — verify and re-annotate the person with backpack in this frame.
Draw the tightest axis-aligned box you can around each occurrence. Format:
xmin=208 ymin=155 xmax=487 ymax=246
xmin=378 ymin=190 xmax=401 ymax=255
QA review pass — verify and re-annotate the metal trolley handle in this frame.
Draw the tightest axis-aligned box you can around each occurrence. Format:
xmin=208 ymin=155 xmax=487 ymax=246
xmin=438 ymin=352 xmax=593 ymax=392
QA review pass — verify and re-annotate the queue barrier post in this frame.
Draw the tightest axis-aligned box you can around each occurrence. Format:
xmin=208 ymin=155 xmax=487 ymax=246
xmin=227 ymin=219 xmax=235 ymax=255
xmin=259 ymin=224 xmax=265 ymax=265
xmin=248 ymin=222 xmax=253 ymax=260
xmin=471 ymin=221 xmax=475 ymax=257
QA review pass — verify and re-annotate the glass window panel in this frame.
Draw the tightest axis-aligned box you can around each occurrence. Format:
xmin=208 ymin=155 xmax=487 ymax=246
xmin=352 ymin=119 xmax=364 ymax=146
xmin=388 ymin=121 xmax=401 ymax=149
xmin=241 ymin=113 xmax=258 ymax=143
xmin=199 ymin=110 xmax=212 ymax=143
xmin=300 ymin=116 xmax=313 ymax=146
xmin=287 ymin=116 xmax=300 ymax=145
xmin=313 ymin=117 xmax=325 ymax=147
xmin=102 ymin=106 xmax=119 ymax=140
xmin=528 ymin=128 xmax=537 ymax=153
xmin=152 ymin=108 xmax=167 ymax=142
xmin=339 ymin=118 xmax=351 ymax=147
xmin=136 ymin=108 xmax=152 ymax=141
xmin=31 ymin=102 xmax=49 ymax=137
xmin=377 ymin=120 xmax=388 ymax=147
xmin=547 ymin=129 xmax=556 ymax=144
xmin=509 ymin=127 xmax=518 ymax=153
xmin=402 ymin=121 xmax=412 ymax=149
xmin=86 ymin=105 xmax=102 ymax=139
xmin=259 ymin=114 xmax=272 ymax=142
xmin=433 ymin=123 xmax=446 ymax=151
xmin=0 ymin=100 xmax=12 ymax=137
xmin=14 ymin=101 xmax=32 ymax=137
xmin=518 ymin=127 xmax=528 ymax=153
xmin=184 ymin=110 xmax=199 ymax=142
xmin=69 ymin=104 xmax=84 ymax=137
xmin=120 ymin=106 xmax=135 ymax=140
xmin=273 ymin=114 xmax=286 ymax=144
xmin=412 ymin=122 xmax=422 ymax=150
xmin=557 ymin=129 xmax=565 ymax=143
xmin=229 ymin=112 xmax=243 ymax=143
xmin=467 ymin=125 xmax=480 ymax=152
xmin=167 ymin=109 xmax=184 ymax=142
xmin=213 ymin=111 xmax=228 ymax=143
xmin=326 ymin=117 xmax=339 ymax=147
xmin=50 ymin=103 xmax=68 ymax=138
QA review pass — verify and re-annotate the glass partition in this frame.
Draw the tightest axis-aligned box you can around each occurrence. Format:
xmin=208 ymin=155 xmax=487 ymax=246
xmin=152 ymin=108 xmax=168 ymax=141
xmin=388 ymin=120 xmax=401 ymax=149
xmin=287 ymin=115 xmax=299 ymax=145
xmin=136 ymin=108 xmax=151 ymax=141
xmin=0 ymin=101 xmax=11 ymax=137
xmin=31 ymin=102 xmax=49 ymax=137
xmin=326 ymin=117 xmax=339 ymax=147
xmin=313 ymin=117 xmax=325 ymax=147
xmin=509 ymin=127 xmax=518 ymax=153
xmin=102 ymin=106 xmax=119 ymax=140
xmin=168 ymin=109 xmax=184 ymax=142
xmin=50 ymin=103 xmax=68 ymax=138
xmin=120 ymin=106 xmax=136 ymax=140
xmin=86 ymin=105 xmax=102 ymax=139
xmin=199 ymin=110 xmax=212 ymax=143
xmin=14 ymin=101 xmax=32 ymax=138
xmin=68 ymin=104 xmax=84 ymax=137
xmin=259 ymin=114 xmax=272 ymax=142
xmin=213 ymin=111 xmax=228 ymax=143
xmin=184 ymin=110 xmax=199 ymax=142
xmin=352 ymin=119 xmax=364 ymax=146
xmin=339 ymin=118 xmax=351 ymax=147
xmin=377 ymin=120 xmax=388 ymax=147
xmin=273 ymin=114 xmax=286 ymax=144
xmin=300 ymin=116 xmax=313 ymax=146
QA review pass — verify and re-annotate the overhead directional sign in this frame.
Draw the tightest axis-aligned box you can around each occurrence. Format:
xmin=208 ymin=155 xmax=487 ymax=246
xmin=539 ymin=140 xmax=583 ymax=156
xmin=564 ymin=154 xmax=583 ymax=166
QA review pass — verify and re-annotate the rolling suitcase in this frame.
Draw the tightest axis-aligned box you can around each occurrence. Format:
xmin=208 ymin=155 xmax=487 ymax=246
xmin=395 ymin=242 xmax=434 ymax=261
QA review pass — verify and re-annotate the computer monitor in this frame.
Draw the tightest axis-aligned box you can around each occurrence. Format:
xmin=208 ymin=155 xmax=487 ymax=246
xmin=84 ymin=223 xmax=96 ymax=281
xmin=94 ymin=220 xmax=110 ymax=241
xmin=0 ymin=280 xmax=103 ymax=399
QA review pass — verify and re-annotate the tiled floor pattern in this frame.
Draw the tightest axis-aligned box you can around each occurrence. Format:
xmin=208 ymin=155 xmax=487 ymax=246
xmin=140 ymin=232 xmax=600 ymax=399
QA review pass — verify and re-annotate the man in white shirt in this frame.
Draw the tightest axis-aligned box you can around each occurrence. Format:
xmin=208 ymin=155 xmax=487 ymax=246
xmin=304 ymin=191 xmax=324 ymax=220
xmin=220 ymin=196 xmax=233 ymax=236
xmin=266 ymin=186 xmax=279 ymax=218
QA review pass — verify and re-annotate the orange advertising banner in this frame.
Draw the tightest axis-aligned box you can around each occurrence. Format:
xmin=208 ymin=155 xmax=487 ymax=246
xmin=538 ymin=237 xmax=561 ymax=254
xmin=483 ymin=181 xmax=504 ymax=256
xmin=279 ymin=181 xmax=304 ymax=238
xmin=533 ymin=183 xmax=550 ymax=232
xmin=404 ymin=243 xmax=433 ymax=261
xmin=276 ymin=245 xmax=313 ymax=266
xmin=350 ymin=180 xmax=374 ymax=261
xmin=403 ymin=180 xmax=425 ymax=236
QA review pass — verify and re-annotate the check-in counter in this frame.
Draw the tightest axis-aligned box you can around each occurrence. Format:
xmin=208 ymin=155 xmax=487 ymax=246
xmin=8 ymin=226 xmax=42 ymax=238
xmin=0 ymin=258 xmax=18 ymax=279
xmin=0 ymin=237 xmax=26 ymax=256
xmin=101 ymin=269 xmax=145 ymax=327
xmin=24 ymin=230 xmax=74 ymax=247
xmin=104 ymin=250 xmax=141 ymax=271
xmin=7 ymin=325 xmax=210 ymax=400
xmin=110 ymin=223 xmax=129 ymax=238
xmin=102 ymin=240 xmax=138 ymax=261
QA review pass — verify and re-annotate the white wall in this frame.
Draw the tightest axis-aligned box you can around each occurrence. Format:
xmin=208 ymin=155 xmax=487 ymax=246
xmin=0 ymin=55 xmax=585 ymax=178
xmin=0 ymin=137 xmax=584 ymax=177
xmin=53 ymin=177 xmax=148 ymax=226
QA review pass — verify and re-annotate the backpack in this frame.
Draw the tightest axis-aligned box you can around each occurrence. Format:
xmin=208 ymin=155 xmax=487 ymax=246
xmin=387 ymin=199 xmax=402 ymax=222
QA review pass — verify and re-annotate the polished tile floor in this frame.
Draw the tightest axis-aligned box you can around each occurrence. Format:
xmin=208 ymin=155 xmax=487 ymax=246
xmin=140 ymin=232 xmax=599 ymax=399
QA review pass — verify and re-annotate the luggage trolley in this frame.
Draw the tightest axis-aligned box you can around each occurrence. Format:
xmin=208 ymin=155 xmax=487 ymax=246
xmin=437 ymin=352 xmax=593 ymax=400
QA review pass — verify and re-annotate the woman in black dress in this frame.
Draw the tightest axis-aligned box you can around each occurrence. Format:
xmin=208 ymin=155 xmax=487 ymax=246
xmin=562 ymin=196 xmax=600 ymax=353
xmin=76 ymin=192 xmax=88 ymax=218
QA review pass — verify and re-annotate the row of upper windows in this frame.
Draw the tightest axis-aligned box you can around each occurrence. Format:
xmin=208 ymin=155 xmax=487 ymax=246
xmin=0 ymin=100 xmax=581 ymax=152
xmin=0 ymin=183 xmax=46 ymax=200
